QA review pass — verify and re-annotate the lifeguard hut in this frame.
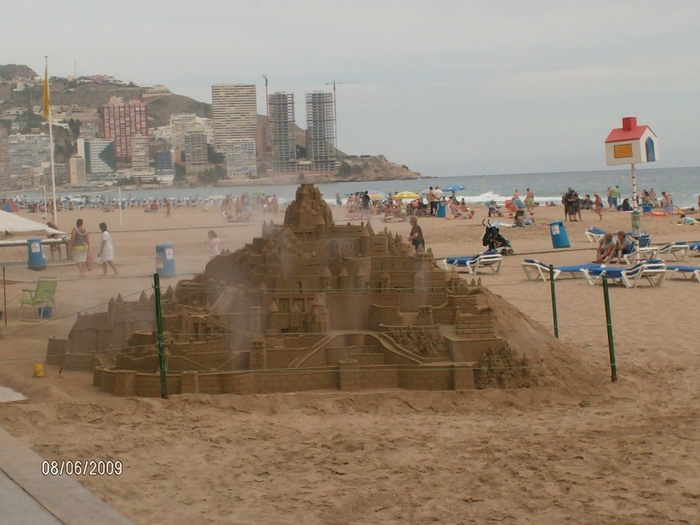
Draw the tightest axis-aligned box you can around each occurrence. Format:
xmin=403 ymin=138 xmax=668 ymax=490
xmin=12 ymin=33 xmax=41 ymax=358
xmin=605 ymin=116 xmax=658 ymax=168
xmin=604 ymin=117 xmax=658 ymax=239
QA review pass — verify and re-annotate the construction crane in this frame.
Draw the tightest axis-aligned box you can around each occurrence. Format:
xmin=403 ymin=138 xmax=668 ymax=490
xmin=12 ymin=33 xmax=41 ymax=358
xmin=324 ymin=79 xmax=363 ymax=155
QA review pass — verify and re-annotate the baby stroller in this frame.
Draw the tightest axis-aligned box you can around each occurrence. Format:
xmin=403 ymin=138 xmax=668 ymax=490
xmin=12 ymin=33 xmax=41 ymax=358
xmin=482 ymin=219 xmax=514 ymax=255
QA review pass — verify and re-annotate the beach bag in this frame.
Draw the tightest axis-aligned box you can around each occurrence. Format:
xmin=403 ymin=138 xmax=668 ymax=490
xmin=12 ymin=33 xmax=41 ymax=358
xmin=86 ymin=252 xmax=94 ymax=271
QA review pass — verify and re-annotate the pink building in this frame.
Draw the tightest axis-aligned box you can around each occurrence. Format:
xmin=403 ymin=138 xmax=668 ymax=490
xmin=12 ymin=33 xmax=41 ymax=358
xmin=102 ymin=96 xmax=148 ymax=162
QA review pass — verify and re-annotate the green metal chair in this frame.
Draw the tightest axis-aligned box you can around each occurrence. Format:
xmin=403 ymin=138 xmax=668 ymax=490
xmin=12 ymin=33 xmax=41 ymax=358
xmin=19 ymin=277 xmax=58 ymax=321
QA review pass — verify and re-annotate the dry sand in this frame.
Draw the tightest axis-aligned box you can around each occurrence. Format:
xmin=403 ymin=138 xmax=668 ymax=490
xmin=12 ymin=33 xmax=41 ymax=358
xmin=1 ymin=201 xmax=699 ymax=524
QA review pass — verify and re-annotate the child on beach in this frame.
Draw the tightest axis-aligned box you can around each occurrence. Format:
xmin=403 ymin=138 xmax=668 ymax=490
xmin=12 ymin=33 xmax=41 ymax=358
xmin=98 ymin=222 xmax=119 ymax=276
xmin=207 ymin=230 xmax=221 ymax=259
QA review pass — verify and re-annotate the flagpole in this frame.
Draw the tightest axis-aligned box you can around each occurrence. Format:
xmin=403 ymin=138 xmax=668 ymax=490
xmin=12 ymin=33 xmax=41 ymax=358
xmin=45 ymin=56 xmax=58 ymax=227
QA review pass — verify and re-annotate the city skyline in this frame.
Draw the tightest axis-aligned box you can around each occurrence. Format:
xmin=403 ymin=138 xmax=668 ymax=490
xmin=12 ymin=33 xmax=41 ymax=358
xmin=3 ymin=1 xmax=700 ymax=178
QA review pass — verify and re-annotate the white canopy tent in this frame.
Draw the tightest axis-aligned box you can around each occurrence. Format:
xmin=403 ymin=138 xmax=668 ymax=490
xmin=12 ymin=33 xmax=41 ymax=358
xmin=0 ymin=209 xmax=64 ymax=240
xmin=1 ymin=210 xmax=65 ymax=326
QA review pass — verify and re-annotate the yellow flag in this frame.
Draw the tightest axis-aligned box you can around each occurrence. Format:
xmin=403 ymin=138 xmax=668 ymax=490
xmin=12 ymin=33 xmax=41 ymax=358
xmin=43 ymin=62 xmax=50 ymax=118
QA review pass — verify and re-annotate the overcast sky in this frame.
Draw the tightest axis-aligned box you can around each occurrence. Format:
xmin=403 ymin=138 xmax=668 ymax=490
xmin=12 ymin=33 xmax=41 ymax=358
xmin=3 ymin=1 xmax=700 ymax=177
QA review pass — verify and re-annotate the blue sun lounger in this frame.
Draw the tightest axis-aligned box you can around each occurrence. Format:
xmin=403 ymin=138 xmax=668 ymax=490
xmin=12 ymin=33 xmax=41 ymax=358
xmin=666 ymin=264 xmax=700 ymax=282
xmin=657 ymin=241 xmax=690 ymax=261
xmin=443 ymin=250 xmax=502 ymax=274
xmin=580 ymin=259 xmax=667 ymax=288
xmin=522 ymin=259 xmax=604 ymax=281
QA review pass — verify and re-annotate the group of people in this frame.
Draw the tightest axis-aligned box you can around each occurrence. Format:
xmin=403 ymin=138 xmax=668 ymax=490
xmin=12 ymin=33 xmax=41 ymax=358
xmin=593 ymin=230 xmax=635 ymax=264
xmin=66 ymin=219 xmax=119 ymax=277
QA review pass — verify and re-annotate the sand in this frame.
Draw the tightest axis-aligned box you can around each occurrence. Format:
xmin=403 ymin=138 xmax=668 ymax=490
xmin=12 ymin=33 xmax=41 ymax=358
xmin=1 ymin=200 xmax=699 ymax=524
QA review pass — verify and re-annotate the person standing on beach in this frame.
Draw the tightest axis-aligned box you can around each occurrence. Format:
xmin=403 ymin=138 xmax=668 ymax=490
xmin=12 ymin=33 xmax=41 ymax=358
xmin=68 ymin=218 xmax=90 ymax=277
xmin=610 ymin=185 xmax=621 ymax=209
xmin=427 ymin=187 xmax=436 ymax=216
xmin=98 ymin=222 xmax=119 ymax=276
xmin=46 ymin=220 xmax=61 ymax=259
xmin=164 ymin=196 xmax=171 ymax=218
xmin=408 ymin=215 xmax=425 ymax=252
xmin=271 ymin=195 xmax=279 ymax=219
xmin=207 ymin=230 xmax=221 ymax=259
xmin=525 ymin=188 xmax=535 ymax=213
xmin=361 ymin=191 xmax=371 ymax=219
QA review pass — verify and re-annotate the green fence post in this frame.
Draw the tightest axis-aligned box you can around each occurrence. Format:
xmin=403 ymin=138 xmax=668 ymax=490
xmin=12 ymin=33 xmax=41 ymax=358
xmin=549 ymin=264 xmax=559 ymax=338
xmin=602 ymin=275 xmax=617 ymax=382
xmin=153 ymin=273 xmax=168 ymax=399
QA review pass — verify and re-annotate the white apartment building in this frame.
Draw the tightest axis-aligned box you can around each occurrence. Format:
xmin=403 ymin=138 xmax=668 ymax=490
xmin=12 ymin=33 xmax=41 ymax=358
xmin=0 ymin=127 xmax=10 ymax=190
xmin=226 ymin=138 xmax=257 ymax=179
xmin=211 ymin=84 xmax=257 ymax=155
xmin=184 ymin=130 xmax=208 ymax=164
xmin=170 ymin=113 xmax=197 ymax=150
xmin=8 ymin=133 xmax=51 ymax=175
xmin=77 ymin=138 xmax=116 ymax=176
xmin=131 ymin=135 xmax=150 ymax=172
xmin=69 ymin=156 xmax=86 ymax=185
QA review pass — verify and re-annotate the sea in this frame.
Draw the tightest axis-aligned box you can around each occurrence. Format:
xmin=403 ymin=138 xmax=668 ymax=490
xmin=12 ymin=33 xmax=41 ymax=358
xmin=6 ymin=165 xmax=700 ymax=209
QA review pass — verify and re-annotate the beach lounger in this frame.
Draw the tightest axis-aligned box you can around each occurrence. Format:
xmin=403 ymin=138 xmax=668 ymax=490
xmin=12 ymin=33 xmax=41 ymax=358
xmin=688 ymin=242 xmax=700 ymax=256
xmin=521 ymin=259 xmax=604 ymax=281
xmin=580 ymin=259 xmax=667 ymax=288
xmin=584 ymin=227 xmax=607 ymax=243
xmin=622 ymin=245 xmax=660 ymax=265
xmin=666 ymin=264 xmax=700 ymax=282
xmin=657 ymin=241 xmax=690 ymax=261
xmin=443 ymin=250 xmax=502 ymax=274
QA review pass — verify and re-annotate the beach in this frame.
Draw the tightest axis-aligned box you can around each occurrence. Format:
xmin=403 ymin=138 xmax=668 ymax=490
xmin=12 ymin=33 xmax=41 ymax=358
xmin=0 ymin=200 xmax=699 ymax=524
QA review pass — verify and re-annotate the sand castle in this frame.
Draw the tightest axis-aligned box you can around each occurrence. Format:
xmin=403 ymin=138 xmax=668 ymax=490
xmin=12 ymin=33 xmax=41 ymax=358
xmin=50 ymin=184 xmax=558 ymax=397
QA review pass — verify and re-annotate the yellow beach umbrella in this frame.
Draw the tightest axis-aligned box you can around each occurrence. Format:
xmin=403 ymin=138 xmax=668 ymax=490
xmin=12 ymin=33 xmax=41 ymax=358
xmin=370 ymin=193 xmax=385 ymax=200
xmin=393 ymin=191 xmax=421 ymax=200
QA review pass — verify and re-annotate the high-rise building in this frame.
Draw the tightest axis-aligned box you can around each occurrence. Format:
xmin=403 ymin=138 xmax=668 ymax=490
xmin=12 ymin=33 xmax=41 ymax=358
xmin=269 ymin=92 xmax=297 ymax=173
xmin=77 ymin=138 xmax=116 ymax=176
xmin=8 ymin=133 xmax=51 ymax=176
xmin=211 ymin=84 xmax=257 ymax=155
xmin=184 ymin=130 xmax=208 ymax=165
xmin=0 ymin=127 xmax=10 ymax=189
xmin=305 ymin=92 xmax=337 ymax=172
xmin=102 ymin=96 xmax=148 ymax=162
xmin=226 ymin=138 xmax=257 ymax=179
xmin=69 ymin=156 xmax=86 ymax=185
xmin=131 ymin=135 xmax=150 ymax=172
xmin=170 ymin=113 xmax=197 ymax=150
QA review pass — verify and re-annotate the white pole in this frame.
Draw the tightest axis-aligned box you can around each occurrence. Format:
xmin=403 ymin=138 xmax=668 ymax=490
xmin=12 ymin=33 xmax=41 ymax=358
xmin=40 ymin=185 xmax=47 ymax=219
xmin=46 ymin=57 xmax=58 ymax=228
xmin=630 ymin=163 xmax=641 ymax=262
xmin=631 ymin=163 xmax=638 ymax=212
xmin=118 ymin=186 xmax=123 ymax=226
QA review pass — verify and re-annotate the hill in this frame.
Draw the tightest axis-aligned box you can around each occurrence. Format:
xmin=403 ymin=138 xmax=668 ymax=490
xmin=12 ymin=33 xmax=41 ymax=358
xmin=0 ymin=64 xmax=37 ymax=81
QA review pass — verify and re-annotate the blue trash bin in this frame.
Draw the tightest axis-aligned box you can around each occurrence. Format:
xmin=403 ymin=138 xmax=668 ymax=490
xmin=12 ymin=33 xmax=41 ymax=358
xmin=27 ymin=238 xmax=47 ymax=271
xmin=549 ymin=221 xmax=570 ymax=249
xmin=156 ymin=243 xmax=176 ymax=277
xmin=437 ymin=202 xmax=446 ymax=218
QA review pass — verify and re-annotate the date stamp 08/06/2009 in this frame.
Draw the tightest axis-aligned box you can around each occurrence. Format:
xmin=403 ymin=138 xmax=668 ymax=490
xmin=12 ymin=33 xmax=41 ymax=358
xmin=41 ymin=460 xmax=123 ymax=477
